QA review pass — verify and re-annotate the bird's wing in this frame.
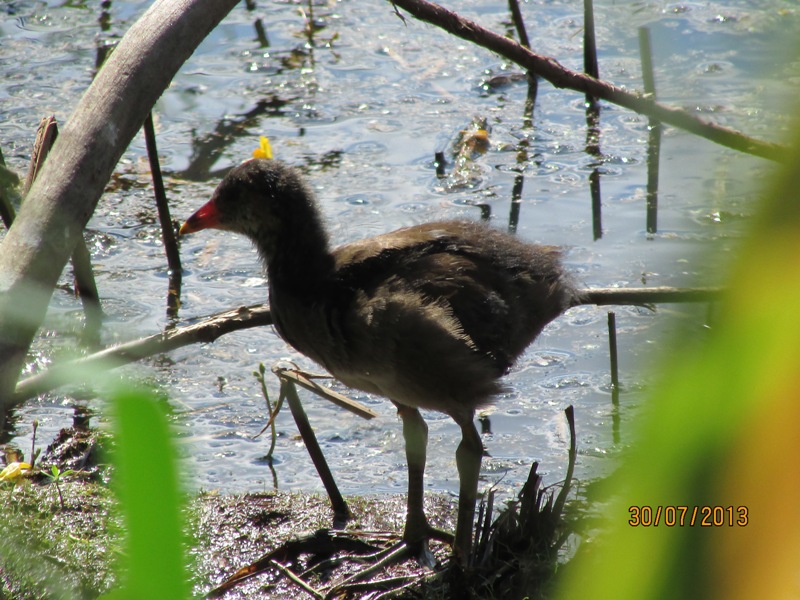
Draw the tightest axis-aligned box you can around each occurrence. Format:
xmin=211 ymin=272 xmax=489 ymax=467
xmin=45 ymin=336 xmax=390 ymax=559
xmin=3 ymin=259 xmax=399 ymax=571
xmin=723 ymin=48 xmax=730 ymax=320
xmin=332 ymin=220 xmax=569 ymax=373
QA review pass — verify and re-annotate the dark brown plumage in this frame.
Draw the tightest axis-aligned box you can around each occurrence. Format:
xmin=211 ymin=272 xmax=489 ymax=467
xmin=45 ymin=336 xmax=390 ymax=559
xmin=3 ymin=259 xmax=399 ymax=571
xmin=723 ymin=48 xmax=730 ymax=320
xmin=181 ymin=158 xmax=578 ymax=563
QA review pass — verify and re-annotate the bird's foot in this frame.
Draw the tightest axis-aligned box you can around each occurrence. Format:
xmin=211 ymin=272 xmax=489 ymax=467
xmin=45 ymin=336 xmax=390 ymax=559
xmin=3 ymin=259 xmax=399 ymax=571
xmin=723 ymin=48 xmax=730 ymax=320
xmin=322 ymin=541 xmax=413 ymax=598
xmin=403 ymin=523 xmax=454 ymax=567
xmin=207 ymin=526 xmax=454 ymax=599
xmin=320 ymin=524 xmax=453 ymax=599
xmin=206 ymin=528 xmax=387 ymax=598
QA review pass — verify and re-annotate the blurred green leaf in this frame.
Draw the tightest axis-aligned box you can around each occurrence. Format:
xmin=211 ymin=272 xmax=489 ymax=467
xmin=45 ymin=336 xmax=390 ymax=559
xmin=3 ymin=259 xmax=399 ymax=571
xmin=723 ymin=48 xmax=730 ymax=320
xmin=108 ymin=387 xmax=189 ymax=600
xmin=556 ymin=125 xmax=800 ymax=599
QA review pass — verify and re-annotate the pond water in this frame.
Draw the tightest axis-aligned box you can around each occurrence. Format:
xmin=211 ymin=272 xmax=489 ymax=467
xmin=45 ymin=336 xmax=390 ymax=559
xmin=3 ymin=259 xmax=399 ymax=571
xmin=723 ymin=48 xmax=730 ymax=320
xmin=1 ymin=0 xmax=796 ymax=504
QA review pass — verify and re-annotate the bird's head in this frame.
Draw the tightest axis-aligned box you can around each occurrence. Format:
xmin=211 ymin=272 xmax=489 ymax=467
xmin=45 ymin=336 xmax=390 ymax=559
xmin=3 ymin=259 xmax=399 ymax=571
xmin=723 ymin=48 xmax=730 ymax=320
xmin=180 ymin=158 xmax=321 ymax=261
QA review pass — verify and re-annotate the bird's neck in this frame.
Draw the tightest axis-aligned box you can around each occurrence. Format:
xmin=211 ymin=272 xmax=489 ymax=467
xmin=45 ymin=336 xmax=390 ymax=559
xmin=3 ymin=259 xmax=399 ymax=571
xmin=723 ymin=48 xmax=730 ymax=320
xmin=260 ymin=208 xmax=336 ymax=294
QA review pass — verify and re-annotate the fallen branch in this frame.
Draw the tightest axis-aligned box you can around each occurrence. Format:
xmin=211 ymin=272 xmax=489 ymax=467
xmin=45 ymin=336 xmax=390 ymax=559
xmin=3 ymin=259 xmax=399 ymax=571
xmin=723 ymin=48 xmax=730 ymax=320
xmin=206 ymin=529 xmax=386 ymax=599
xmin=13 ymin=304 xmax=273 ymax=403
xmin=13 ymin=286 xmax=722 ymax=404
xmin=389 ymin=0 xmax=785 ymax=162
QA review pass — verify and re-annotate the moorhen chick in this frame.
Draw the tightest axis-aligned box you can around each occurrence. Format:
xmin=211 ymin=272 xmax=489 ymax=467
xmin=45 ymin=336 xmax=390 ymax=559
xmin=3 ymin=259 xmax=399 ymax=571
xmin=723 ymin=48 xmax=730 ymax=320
xmin=180 ymin=158 xmax=578 ymax=564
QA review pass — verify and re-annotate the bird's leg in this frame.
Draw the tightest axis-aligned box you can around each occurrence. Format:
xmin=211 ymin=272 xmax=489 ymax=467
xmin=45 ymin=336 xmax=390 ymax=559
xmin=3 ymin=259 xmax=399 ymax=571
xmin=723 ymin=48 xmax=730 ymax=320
xmin=316 ymin=407 xmax=442 ymax=599
xmin=453 ymin=415 xmax=482 ymax=566
xmin=396 ymin=405 xmax=454 ymax=559
xmin=397 ymin=404 xmax=430 ymax=549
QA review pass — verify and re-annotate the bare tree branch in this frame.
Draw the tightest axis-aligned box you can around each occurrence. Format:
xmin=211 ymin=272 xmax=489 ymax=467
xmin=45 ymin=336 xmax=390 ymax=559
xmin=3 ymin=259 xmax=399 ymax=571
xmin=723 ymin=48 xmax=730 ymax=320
xmin=13 ymin=287 xmax=723 ymax=403
xmin=389 ymin=0 xmax=785 ymax=162
xmin=12 ymin=305 xmax=273 ymax=403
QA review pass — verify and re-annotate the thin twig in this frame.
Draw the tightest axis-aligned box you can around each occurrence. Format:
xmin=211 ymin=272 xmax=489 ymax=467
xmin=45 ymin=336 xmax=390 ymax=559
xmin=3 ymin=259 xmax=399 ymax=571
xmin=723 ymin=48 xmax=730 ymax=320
xmin=639 ymin=27 xmax=657 ymax=97
xmin=639 ymin=26 xmax=662 ymax=234
xmin=576 ymin=286 xmax=723 ymax=307
xmin=552 ymin=405 xmax=576 ymax=518
xmin=252 ymin=363 xmax=283 ymax=463
xmin=142 ymin=115 xmax=181 ymax=268
xmin=608 ymin=312 xmax=621 ymax=442
xmin=583 ymin=0 xmax=599 ymax=110
xmin=507 ymin=0 xmax=530 ymax=48
xmin=25 ymin=117 xmax=104 ymax=345
xmin=270 ymin=560 xmax=324 ymax=600
xmin=275 ymin=366 xmax=378 ymax=420
xmin=143 ymin=112 xmax=183 ymax=316
xmin=276 ymin=372 xmax=352 ymax=525
xmin=206 ymin=529 xmax=384 ymax=598
xmin=30 ymin=420 xmax=38 ymax=469
xmin=507 ymin=0 xmax=538 ymax=120
xmin=607 ymin=311 xmax=619 ymax=391
xmin=323 ymin=543 xmax=413 ymax=598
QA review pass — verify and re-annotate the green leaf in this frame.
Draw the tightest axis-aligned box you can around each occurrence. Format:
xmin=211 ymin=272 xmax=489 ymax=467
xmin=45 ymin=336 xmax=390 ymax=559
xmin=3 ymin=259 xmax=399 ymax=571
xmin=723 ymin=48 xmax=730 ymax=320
xmin=109 ymin=387 xmax=189 ymax=600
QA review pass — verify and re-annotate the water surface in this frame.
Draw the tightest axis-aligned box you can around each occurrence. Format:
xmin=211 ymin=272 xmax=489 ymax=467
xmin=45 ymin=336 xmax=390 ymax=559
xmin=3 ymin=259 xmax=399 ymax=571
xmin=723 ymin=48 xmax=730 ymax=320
xmin=1 ymin=0 xmax=795 ymax=502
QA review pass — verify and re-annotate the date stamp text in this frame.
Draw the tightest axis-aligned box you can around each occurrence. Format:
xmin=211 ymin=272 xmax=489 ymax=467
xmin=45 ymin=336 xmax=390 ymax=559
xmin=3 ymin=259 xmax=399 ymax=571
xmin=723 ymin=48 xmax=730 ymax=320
xmin=628 ymin=505 xmax=748 ymax=527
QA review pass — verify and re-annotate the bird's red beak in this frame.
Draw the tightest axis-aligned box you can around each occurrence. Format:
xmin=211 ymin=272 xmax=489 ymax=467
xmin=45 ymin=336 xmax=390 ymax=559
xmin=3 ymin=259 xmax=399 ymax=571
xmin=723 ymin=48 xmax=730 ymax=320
xmin=179 ymin=198 xmax=221 ymax=235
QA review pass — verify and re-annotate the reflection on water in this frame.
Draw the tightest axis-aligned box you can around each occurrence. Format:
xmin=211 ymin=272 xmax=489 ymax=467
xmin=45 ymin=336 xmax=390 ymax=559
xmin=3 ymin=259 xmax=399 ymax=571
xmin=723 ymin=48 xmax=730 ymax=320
xmin=0 ymin=0 xmax=794 ymax=500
